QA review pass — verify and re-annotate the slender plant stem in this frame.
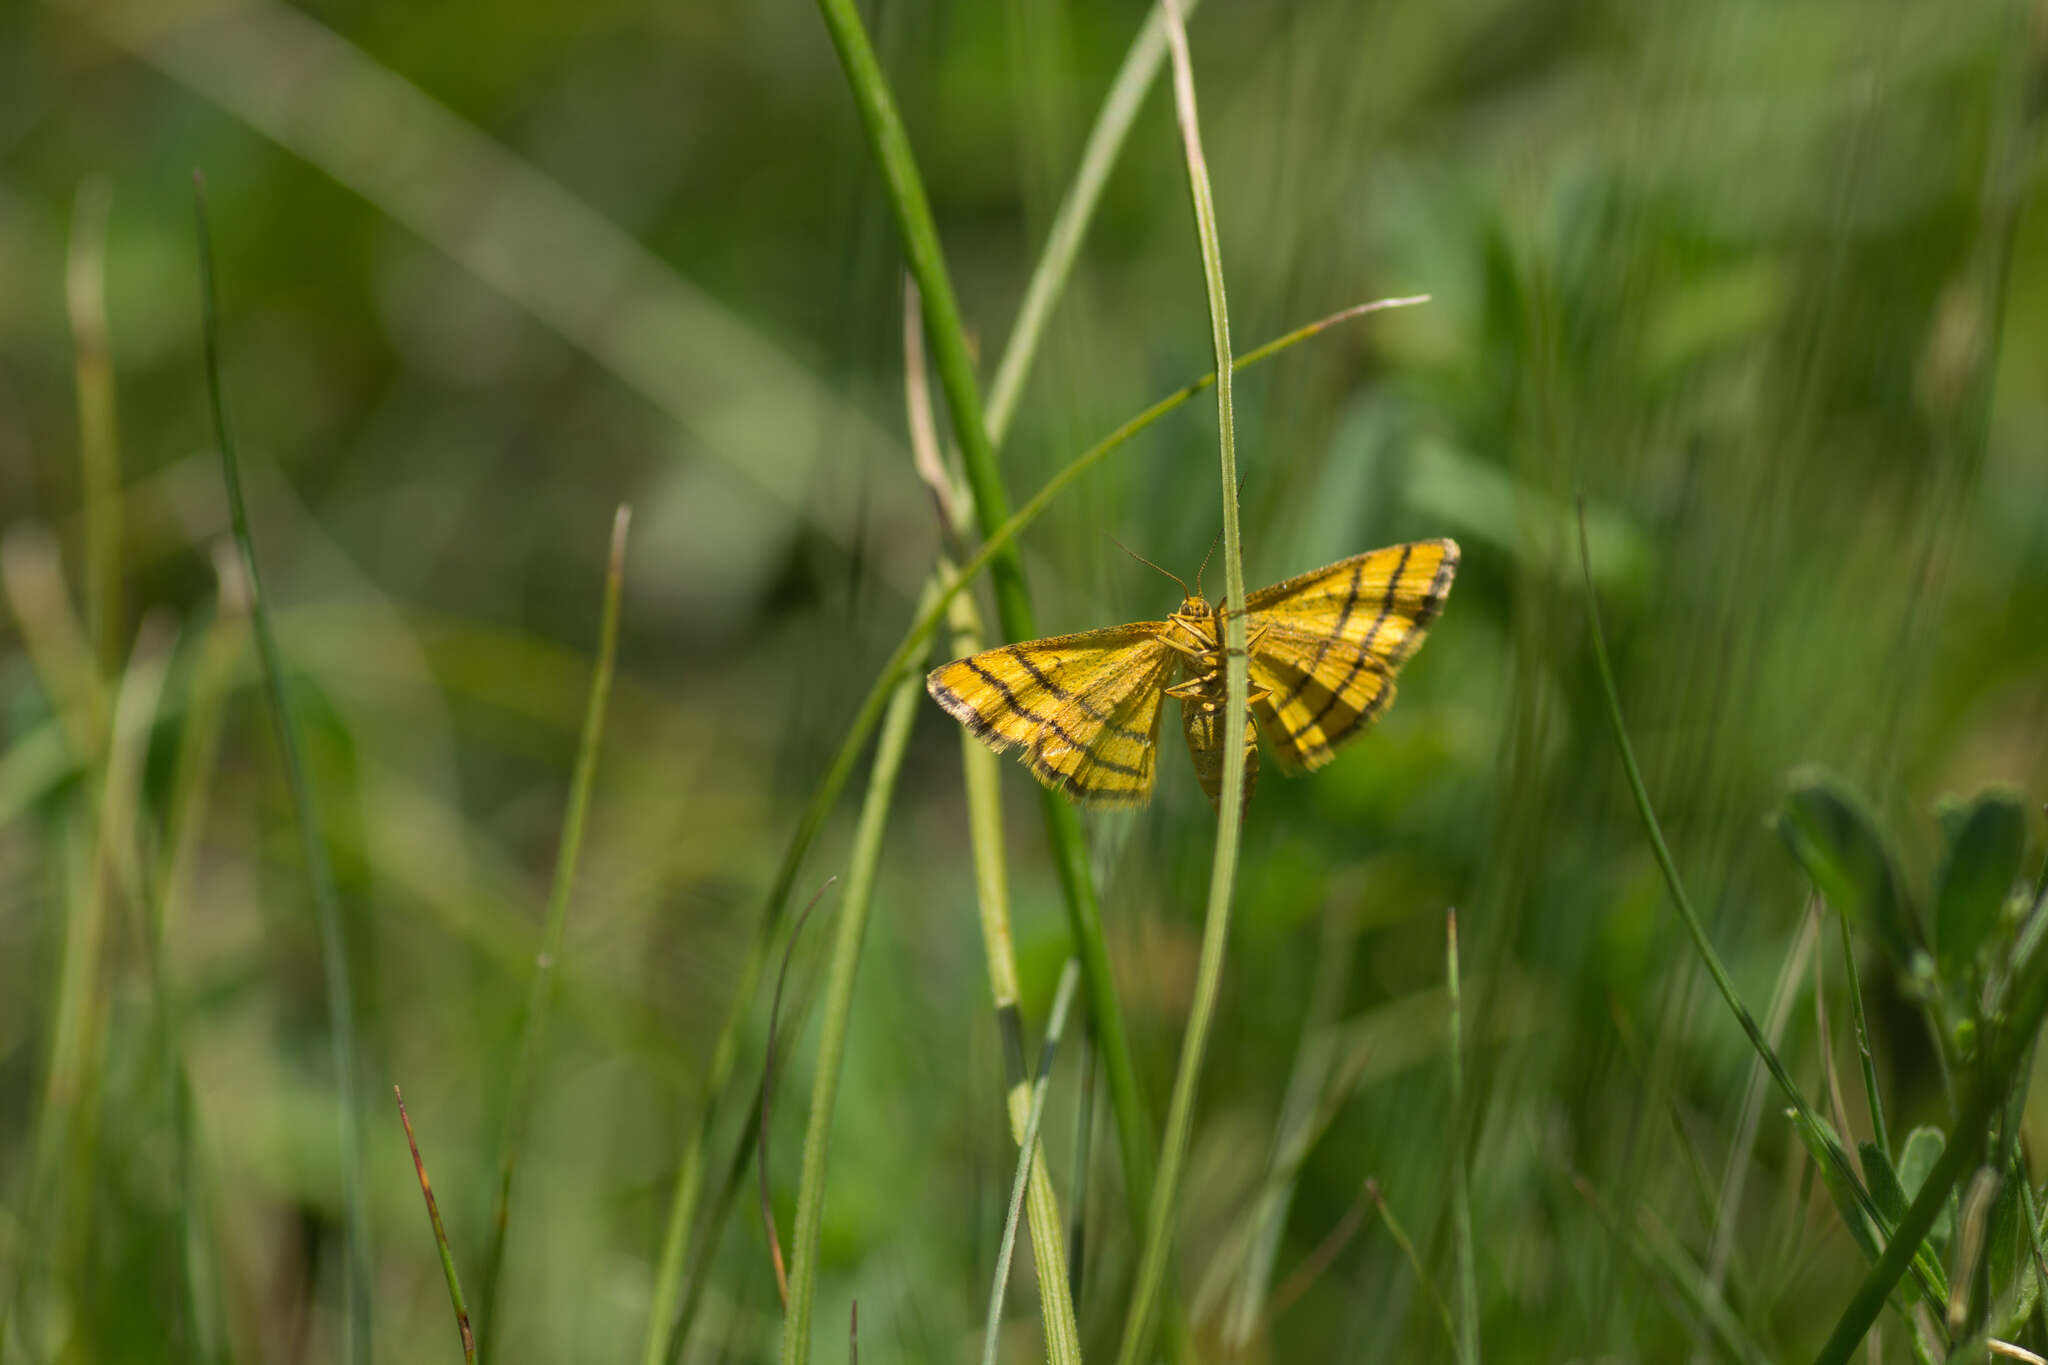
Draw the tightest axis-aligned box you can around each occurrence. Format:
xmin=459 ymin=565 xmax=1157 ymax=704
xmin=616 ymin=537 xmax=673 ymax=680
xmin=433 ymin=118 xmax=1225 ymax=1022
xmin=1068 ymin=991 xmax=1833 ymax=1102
xmin=981 ymin=961 xmax=1084 ymax=1365
xmin=396 ymin=1087 xmax=478 ymax=1364
xmin=1116 ymin=5 xmax=1248 ymax=1361
xmin=1573 ymin=499 xmax=1921 ymax=1298
xmin=1448 ymin=912 xmax=1480 ymax=1365
xmin=778 ymin=632 xmax=929 ymax=1365
xmin=479 ymin=506 xmax=631 ymax=1356
xmin=641 ymin=296 xmax=1418 ymax=1364
xmin=984 ymin=0 xmax=1199 ymax=443
xmin=811 ymin=0 xmax=1177 ymax=1292
xmin=948 ymin=583 xmax=1084 ymax=1364
xmin=195 ymin=174 xmax=373 ymax=1365
xmin=1835 ymin=905 xmax=1889 ymax=1158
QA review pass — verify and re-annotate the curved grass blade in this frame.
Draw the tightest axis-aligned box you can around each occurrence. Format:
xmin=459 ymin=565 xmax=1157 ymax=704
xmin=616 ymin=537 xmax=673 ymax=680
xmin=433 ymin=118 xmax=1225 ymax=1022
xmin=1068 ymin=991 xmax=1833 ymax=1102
xmin=980 ymin=960 xmax=1083 ymax=1365
xmin=1115 ymin=5 xmax=1249 ymax=1360
xmin=477 ymin=506 xmax=631 ymax=1354
xmin=396 ymin=1086 xmax=477 ymax=1364
xmin=947 ymin=582 xmax=1083 ymax=1363
xmin=778 ymin=624 xmax=929 ymax=1365
xmin=195 ymin=173 xmax=373 ymax=1365
xmin=761 ymin=878 xmax=840 ymax=1311
xmin=1575 ymin=499 xmax=1947 ymax=1323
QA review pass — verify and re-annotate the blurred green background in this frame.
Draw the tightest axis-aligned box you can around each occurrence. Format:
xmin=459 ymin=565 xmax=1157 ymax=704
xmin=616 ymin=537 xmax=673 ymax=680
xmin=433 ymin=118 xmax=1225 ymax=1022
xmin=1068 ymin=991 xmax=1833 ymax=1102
xmin=4 ymin=0 xmax=2047 ymax=1360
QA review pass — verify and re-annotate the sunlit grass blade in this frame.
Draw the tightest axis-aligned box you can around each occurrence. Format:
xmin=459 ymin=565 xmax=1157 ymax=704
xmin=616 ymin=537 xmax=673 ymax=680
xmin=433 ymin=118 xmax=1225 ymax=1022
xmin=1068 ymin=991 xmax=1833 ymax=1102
xmin=1115 ymin=4 xmax=1248 ymax=1360
xmin=194 ymin=173 xmax=372 ymax=1365
xmin=980 ymin=960 xmax=1082 ymax=1365
xmin=396 ymin=1086 xmax=477 ymax=1364
xmin=778 ymin=615 xmax=930 ymax=1365
xmin=478 ymin=505 xmax=630 ymax=1355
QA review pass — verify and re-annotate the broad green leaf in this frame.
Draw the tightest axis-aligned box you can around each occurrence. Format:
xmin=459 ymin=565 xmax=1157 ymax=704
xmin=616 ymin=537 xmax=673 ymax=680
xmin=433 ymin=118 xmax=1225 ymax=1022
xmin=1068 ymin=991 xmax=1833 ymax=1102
xmin=1777 ymin=770 xmax=1918 ymax=968
xmin=1897 ymin=1126 xmax=1954 ymax=1247
xmin=1935 ymin=788 xmax=2027 ymax=980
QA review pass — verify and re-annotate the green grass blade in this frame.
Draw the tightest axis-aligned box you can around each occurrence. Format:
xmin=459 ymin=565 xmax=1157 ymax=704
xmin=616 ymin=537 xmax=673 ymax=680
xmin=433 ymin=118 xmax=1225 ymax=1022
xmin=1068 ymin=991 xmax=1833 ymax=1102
xmin=1448 ymin=911 xmax=1480 ymax=1365
xmin=1116 ymin=5 xmax=1248 ymax=1360
xmin=478 ymin=505 xmax=630 ymax=1357
xmin=948 ymin=582 xmax=1084 ymax=1364
xmin=809 ymin=0 xmax=1177 ymax=1306
xmin=194 ymin=174 xmax=373 ymax=1365
xmin=396 ymin=1087 xmax=477 ymax=1364
xmin=980 ymin=960 xmax=1083 ymax=1365
xmin=777 ymin=623 xmax=929 ymax=1365
xmin=1573 ymin=498 xmax=1924 ymax=1307
xmin=984 ymin=0 xmax=1198 ymax=444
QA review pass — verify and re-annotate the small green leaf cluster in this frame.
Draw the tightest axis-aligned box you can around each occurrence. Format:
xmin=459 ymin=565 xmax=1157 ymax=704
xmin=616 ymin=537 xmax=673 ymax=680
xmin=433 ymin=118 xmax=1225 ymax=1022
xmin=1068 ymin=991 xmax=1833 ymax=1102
xmin=1778 ymin=770 xmax=2048 ymax=1346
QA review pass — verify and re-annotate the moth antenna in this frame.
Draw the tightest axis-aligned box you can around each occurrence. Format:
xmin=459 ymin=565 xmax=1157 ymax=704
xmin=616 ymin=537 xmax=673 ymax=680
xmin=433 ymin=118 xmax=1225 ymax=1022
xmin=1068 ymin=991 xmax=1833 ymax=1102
xmin=1193 ymin=532 xmax=1221 ymax=602
xmin=1110 ymin=537 xmax=1191 ymax=599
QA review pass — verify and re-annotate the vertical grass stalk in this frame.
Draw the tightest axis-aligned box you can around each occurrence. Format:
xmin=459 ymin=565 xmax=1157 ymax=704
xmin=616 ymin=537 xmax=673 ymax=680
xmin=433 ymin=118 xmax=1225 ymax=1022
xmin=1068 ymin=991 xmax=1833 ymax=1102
xmin=777 ymin=615 xmax=930 ymax=1365
xmin=479 ymin=505 xmax=630 ymax=1356
xmin=195 ymin=176 xmax=373 ymax=1365
xmin=948 ymin=582 xmax=1084 ymax=1365
xmin=981 ymin=961 xmax=1084 ymax=1365
xmin=1115 ymin=5 xmax=1249 ymax=1362
xmin=810 ymin=0 xmax=1167 ymax=1275
xmin=396 ymin=1087 xmax=477 ymax=1364
xmin=1447 ymin=912 xmax=1480 ymax=1364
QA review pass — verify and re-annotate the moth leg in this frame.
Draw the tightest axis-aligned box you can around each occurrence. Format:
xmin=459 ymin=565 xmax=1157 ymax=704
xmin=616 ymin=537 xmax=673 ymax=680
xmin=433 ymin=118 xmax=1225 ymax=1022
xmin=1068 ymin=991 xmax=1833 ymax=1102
xmin=1163 ymin=677 xmax=1206 ymax=700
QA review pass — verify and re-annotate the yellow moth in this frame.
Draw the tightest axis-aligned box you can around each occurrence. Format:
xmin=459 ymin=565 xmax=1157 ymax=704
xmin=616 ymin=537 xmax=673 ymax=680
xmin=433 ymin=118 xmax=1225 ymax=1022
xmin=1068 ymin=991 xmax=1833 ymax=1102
xmin=926 ymin=539 xmax=1458 ymax=808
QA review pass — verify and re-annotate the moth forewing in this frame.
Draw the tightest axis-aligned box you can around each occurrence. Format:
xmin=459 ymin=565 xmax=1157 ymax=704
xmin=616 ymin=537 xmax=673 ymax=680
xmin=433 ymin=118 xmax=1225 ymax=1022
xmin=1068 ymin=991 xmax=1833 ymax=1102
xmin=924 ymin=622 xmax=1175 ymax=808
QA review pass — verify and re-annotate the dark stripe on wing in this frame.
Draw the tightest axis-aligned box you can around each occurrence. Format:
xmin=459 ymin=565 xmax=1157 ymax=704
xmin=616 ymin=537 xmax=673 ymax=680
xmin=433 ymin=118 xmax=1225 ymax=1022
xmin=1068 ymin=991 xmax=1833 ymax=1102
xmin=1014 ymin=651 xmax=1150 ymax=744
xmin=1273 ymin=555 xmax=1370 ymax=708
xmin=959 ymin=659 xmax=1147 ymax=778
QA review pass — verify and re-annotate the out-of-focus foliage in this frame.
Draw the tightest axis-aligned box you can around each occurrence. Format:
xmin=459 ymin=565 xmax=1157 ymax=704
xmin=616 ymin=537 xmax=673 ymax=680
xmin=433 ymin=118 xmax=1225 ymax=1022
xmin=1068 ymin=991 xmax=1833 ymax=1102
xmin=2 ymin=0 xmax=2046 ymax=1361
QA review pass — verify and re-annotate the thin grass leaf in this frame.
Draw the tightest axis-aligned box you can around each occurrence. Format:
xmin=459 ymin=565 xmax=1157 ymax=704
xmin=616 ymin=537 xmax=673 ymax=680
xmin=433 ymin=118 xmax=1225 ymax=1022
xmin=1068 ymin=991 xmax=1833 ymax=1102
xmin=778 ymin=614 xmax=930 ymax=1365
xmin=478 ymin=505 xmax=630 ymax=1355
xmin=809 ymin=0 xmax=1171 ymax=1303
xmin=1371 ymin=1180 xmax=1460 ymax=1348
xmin=1116 ymin=6 xmax=1249 ymax=1360
xmin=1572 ymin=1176 xmax=1772 ymax=1365
xmin=984 ymin=0 xmax=1200 ymax=443
xmin=1448 ymin=910 xmax=1480 ymax=1365
xmin=946 ymin=580 xmax=1083 ymax=1363
xmin=1573 ymin=497 xmax=1927 ymax=1311
xmin=194 ymin=174 xmax=372 ymax=1365
xmin=396 ymin=1087 xmax=477 ymax=1364
xmin=980 ymin=960 xmax=1083 ymax=1365
xmin=760 ymin=878 xmax=839 ymax=1312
